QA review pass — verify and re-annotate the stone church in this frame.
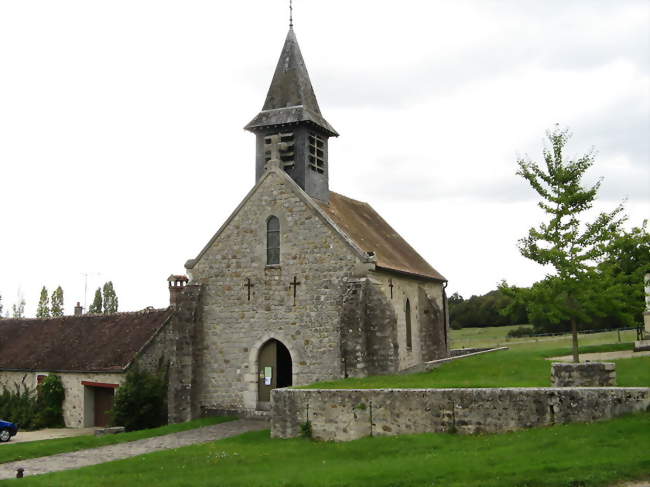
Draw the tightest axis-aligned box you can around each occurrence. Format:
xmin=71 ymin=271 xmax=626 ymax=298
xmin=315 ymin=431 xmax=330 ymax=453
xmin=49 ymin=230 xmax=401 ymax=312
xmin=0 ymin=26 xmax=449 ymax=427
xmin=167 ymin=26 xmax=449 ymax=421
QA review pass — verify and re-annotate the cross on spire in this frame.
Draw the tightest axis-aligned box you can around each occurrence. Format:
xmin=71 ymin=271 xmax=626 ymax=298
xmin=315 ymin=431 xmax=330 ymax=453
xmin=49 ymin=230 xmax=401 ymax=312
xmin=289 ymin=0 xmax=293 ymax=29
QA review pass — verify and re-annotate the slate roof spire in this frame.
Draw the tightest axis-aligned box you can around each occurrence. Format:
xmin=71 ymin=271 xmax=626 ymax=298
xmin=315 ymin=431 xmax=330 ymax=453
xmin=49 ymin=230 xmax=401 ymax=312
xmin=244 ymin=28 xmax=338 ymax=137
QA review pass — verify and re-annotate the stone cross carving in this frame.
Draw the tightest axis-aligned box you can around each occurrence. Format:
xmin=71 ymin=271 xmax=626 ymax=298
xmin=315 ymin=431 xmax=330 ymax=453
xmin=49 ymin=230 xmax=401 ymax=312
xmin=289 ymin=275 xmax=301 ymax=306
xmin=245 ymin=278 xmax=254 ymax=301
xmin=266 ymin=134 xmax=289 ymax=164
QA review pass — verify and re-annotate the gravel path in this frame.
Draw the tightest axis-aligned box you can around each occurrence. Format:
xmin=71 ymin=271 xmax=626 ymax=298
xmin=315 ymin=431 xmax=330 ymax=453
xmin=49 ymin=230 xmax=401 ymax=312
xmin=547 ymin=350 xmax=650 ymax=361
xmin=0 ymin=419 xmax=267 ymax=480
xmin=0 ymin=428 xmax=95 ymax=445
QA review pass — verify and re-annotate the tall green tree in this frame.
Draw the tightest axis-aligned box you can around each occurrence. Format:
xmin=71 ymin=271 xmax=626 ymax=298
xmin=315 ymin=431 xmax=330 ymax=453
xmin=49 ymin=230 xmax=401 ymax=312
xmin=516 ymin=125 xmax=625 ymax=362
xmin=88 ymin=288 xmax=102 ymax=314
xmin=12 ymin=298 xmax=25 ymax=318
xmin=36 ymin=286 xmax=50 ymax=318
xmin=102 ymin=281 xmax=118 ymax=314
xmin=50 ymin=286 xmax=64 ymax=317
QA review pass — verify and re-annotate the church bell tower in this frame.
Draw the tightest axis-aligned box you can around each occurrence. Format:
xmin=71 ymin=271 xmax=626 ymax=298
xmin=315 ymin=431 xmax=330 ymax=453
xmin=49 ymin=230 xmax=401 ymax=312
xmin=245 ymin=27 xmax=338 ymax=202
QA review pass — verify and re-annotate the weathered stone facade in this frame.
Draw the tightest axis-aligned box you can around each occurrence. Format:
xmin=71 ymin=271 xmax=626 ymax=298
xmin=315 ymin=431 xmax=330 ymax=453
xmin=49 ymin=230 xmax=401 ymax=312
xmin=271 ymin=387 xmax=650 ymax=441
xmin=176 ymin=167 xmax=448 ymax=418
xmin=551 ymin=362 xmax=617 ymax=387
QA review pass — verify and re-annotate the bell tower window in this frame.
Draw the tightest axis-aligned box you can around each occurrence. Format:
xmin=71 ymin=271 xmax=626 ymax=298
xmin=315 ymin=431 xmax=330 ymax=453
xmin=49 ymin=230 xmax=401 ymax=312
xmin=308 ymin=134 xmax=325 ymax=173
xmin=266 ymin=216 xmax=280 ymax=265
xmin=264 ymin=133 xmax=295 ymax=170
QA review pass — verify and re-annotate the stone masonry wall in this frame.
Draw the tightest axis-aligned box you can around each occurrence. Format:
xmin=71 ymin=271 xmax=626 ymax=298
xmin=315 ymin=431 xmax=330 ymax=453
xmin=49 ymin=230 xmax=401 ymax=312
xmin=187 ymin=170 xmax=365 ymax=413
xmin=551 ymin=362 xmax=617 ymax=387
xmin=271 ymin=388 xmax=650 ymax=441
xmin=166 ymin=284 xmax=203 ymax=423
xmin=369 ymin=271 xmax=447 ymax=370
xmin=340 ymin=278 xmax=399 ymax=378
xmin=0 ymin=370 xmax=125 ymax=428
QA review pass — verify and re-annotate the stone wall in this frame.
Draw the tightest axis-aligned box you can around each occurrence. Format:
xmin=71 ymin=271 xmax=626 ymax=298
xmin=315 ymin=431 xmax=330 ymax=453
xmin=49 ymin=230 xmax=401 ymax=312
xmin=340 ymin=278 xmax=399 ymax=377
xmin=271 ymin=388 xmax=650 ymax=441
xmin=165 ymin=284 xmax=203 ymax=423
xmin=0 ymin=370 xmax=125 ymax=428
xmin=368 ymin=271 xmax=447 ymax=370
xmin=551 ymin=362 xmax=617 ymax=387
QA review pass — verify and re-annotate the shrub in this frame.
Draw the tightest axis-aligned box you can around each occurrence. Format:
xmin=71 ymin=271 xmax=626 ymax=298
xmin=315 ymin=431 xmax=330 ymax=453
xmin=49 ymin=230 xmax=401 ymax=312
xmin=111 ymin=367 xmax=167 ymax=431
xmin=36 ymin=374 xmax=65 ymax=428
xmin=0 ymin=374 xmax=65 ymax=429
xmin=299 ymin=420 xmax=312 ymax=439
xmin=506 ymin=326 xmax=535 ymax=338
xmin=0 ymin=384 xmax=39 ymax=429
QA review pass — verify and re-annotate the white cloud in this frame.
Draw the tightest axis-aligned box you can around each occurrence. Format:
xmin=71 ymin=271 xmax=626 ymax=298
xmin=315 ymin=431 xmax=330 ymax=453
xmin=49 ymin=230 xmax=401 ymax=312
xmin=0 ymin=0 xmax=647 ymax=315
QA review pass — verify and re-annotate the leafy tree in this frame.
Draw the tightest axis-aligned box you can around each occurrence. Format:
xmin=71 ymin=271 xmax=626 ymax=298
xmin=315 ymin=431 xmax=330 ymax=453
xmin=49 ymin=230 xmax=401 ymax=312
xmin=515 ymin=126 xmax=625 ymax=362
xmin=50 ymin=286 xmax=64 ymax=317
xmin=102 ymin=281 xmax=119 ymax=314
xmin=595 ymin=221 xmax=650 ymax=329
xmin=36 ymin=286 xmax=50 ymax=318
xmin=448 ymin=288 xmax=528 ymax=329
xmin=88 ymin=288 xmax=103 ymax=314
xmin=12 ymin=299 xmax=25 ymax=318
xmin=0 ymin=293 xmax=3 ymax=319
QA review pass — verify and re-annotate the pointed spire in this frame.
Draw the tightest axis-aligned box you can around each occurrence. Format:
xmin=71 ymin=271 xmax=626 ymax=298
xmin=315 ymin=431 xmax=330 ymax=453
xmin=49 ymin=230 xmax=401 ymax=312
xmin=245 ymin=28 xmax=338 ymax=137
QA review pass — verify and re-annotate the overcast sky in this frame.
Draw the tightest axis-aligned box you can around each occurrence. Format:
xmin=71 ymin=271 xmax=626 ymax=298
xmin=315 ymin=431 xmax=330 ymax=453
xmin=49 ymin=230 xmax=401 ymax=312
xmin=1 ymin=0 xmax=648 ymax=317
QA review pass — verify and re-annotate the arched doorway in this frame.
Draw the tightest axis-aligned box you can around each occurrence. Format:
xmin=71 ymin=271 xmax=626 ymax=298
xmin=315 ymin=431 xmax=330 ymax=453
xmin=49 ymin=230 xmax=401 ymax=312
xmin=258 ymin=339 xmax=292 ymax=406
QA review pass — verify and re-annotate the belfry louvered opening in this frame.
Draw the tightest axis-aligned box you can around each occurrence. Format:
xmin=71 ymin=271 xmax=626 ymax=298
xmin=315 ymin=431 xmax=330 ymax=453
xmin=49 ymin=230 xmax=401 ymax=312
xmin=308 ymin=133 xmax=325 ymax=173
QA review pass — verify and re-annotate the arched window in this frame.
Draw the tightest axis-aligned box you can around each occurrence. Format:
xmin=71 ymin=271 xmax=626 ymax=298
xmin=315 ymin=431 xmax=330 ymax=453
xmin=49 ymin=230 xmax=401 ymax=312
xmin=405 ymin=298 xmax=412 ymax=350
xmin=266 ymin=216 xmax=280 ymax=265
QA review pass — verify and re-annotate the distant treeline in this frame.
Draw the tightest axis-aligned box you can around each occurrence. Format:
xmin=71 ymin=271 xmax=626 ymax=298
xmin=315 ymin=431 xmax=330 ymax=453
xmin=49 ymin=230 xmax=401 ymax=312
xmin=448 ymin=290 xmax=527 ymax=329
xmin=449 ymin=224 xmax=649 ymax=333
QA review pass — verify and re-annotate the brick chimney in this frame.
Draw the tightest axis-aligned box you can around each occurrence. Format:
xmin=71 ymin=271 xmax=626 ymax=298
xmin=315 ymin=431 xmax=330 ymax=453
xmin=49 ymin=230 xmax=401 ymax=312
xmin=168 ymin=275 xmax=189 ymax=307
xmin=74 ymin=302 xmax=83 ymax=316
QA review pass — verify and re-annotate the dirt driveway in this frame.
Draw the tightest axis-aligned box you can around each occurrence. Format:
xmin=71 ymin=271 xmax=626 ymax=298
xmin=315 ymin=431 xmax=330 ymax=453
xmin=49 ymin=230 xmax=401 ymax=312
xmin=0 ymin=428 xmax=94 ymax=445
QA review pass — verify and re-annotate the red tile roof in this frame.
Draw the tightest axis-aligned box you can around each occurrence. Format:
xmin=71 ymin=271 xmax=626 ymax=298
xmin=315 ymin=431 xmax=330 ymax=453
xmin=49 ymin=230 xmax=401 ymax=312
xmin=0 ymin=309 xmax=172 ymax=373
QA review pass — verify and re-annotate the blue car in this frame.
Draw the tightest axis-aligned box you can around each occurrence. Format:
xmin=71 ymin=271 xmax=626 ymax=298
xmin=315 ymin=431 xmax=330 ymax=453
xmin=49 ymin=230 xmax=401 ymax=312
xmin=0 ymin=420 xmax=18 ymax=442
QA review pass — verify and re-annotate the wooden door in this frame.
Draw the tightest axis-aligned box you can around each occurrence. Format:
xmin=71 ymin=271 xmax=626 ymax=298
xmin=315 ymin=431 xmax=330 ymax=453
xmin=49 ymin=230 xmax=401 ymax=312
xmin=258 ymin=340 xmax=277 ymax=403
xmin=94 ymin=387 xmax=114 ymax=427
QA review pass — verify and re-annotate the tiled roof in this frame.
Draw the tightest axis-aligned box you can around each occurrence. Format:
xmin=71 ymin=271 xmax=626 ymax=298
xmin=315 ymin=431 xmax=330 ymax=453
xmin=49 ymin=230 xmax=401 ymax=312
xmin=0 ymin=309 xmax=172 ymax=373
xmin=318 ymin=192 xmax=446 ymax=281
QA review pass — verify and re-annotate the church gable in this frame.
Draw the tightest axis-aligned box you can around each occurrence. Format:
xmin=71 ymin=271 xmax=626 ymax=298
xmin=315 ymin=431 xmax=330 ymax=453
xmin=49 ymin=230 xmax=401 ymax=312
xmin=186 ymin=167 xmax=368 ymax=276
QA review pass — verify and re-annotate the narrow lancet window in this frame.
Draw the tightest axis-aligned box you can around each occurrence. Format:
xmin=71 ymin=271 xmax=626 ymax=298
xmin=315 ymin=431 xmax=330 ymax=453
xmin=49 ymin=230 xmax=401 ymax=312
xmin=405 ymin=298 xmax=412 ymax=350
xmin=267 ymin=216 xmax=280 ymax=265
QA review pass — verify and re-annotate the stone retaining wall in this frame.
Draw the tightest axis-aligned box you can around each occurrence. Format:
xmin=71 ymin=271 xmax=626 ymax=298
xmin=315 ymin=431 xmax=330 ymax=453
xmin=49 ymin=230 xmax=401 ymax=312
xmin=551 ymin=362 xmax=616 ymax=387
xmin=271 ymin=388 xmax=650 ymax=441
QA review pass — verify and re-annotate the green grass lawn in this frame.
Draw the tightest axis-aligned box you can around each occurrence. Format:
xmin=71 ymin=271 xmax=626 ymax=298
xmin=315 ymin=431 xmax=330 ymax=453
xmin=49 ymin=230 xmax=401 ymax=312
xmin=6 ymin=412 xmax=649 ymax=487
xmin=0 ymin=416 xmax=235 ymax=465
xmin=450 ymin=325 xmax=638 ymax=349
xmin=302 ymin=341 xmax=650 ymax=389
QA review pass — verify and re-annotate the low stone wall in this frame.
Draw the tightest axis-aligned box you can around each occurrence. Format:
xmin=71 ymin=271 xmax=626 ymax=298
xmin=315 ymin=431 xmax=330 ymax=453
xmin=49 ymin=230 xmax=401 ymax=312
xmin=271 ymin=387 xmax=650 ymax=441
xmin=551 ymin=362 xmax=616 ymax=387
